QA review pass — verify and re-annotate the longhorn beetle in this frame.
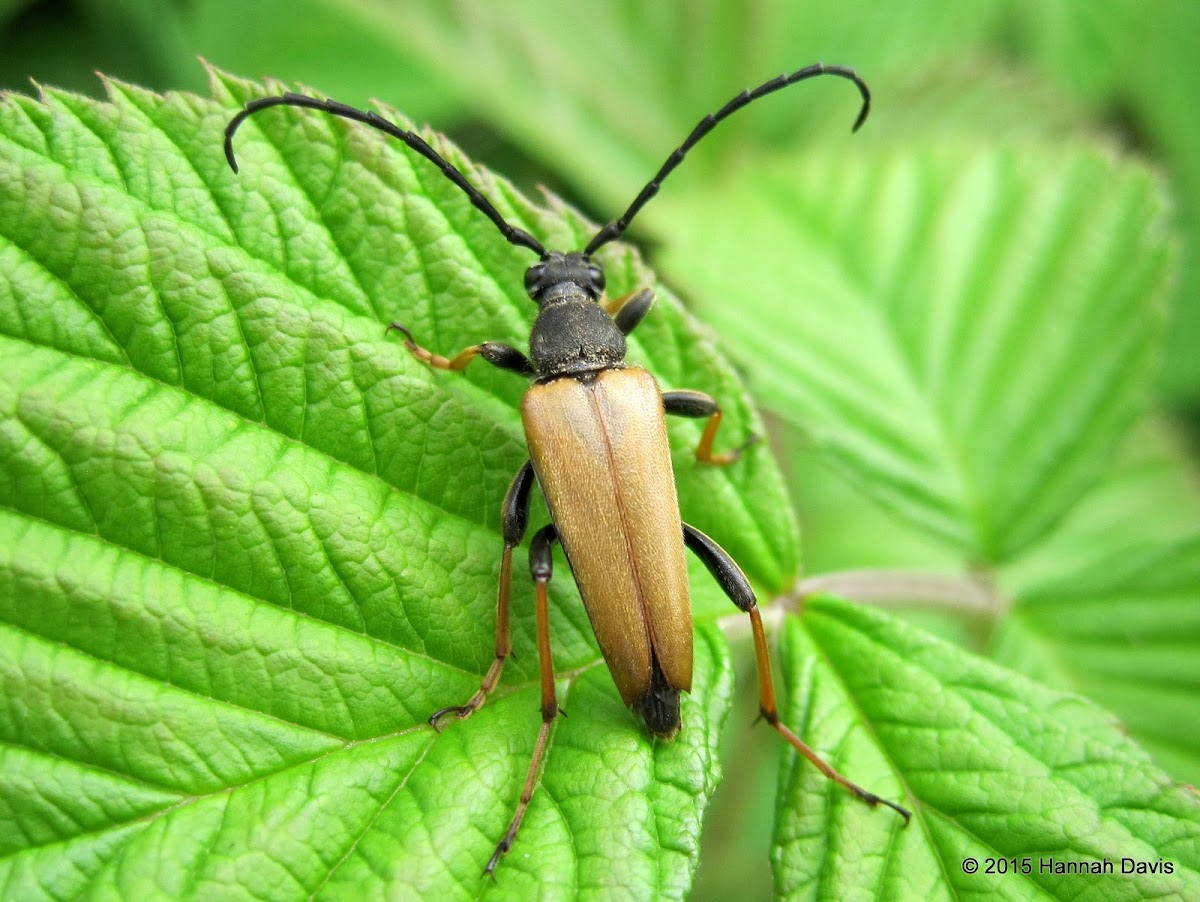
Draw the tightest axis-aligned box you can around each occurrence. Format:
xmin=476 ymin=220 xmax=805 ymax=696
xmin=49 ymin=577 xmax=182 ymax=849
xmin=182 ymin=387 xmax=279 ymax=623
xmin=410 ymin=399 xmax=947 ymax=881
xmin=225 ymin=63 xmax=910 ymax=876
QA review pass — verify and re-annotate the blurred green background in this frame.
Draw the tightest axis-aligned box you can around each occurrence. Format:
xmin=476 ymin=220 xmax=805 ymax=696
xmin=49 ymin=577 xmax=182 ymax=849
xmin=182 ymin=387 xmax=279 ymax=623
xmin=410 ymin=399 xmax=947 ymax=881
xmin=4 ymin=1 xmax=1198 ymax=898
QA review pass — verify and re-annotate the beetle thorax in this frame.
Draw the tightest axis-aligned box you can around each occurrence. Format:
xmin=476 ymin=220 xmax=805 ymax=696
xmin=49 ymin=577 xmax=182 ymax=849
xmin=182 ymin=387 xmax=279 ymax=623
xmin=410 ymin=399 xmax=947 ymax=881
xmin=529 ymin=290 xmax=626 ymax=378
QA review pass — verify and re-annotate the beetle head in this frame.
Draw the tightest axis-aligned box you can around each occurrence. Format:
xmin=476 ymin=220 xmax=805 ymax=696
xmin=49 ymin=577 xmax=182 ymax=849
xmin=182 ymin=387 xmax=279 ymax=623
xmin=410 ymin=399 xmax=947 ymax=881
xmin=524 ymin=251 xmax=605 ymax=304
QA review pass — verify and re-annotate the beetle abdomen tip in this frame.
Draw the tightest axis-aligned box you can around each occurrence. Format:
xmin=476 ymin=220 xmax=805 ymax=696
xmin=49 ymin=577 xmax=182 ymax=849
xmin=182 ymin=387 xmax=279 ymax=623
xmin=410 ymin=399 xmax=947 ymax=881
xmin=633 ymin=689 xmax=680 ymax=739
xmin=632 ymin=657 xmax=682 ymax=739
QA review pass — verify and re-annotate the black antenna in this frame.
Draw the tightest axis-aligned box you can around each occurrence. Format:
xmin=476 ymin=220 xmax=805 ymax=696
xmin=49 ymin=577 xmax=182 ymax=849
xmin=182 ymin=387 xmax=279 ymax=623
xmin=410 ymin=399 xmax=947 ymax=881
xmin=585 ymin=63 xmax=870 ymax=256
xmin=224 ymin=93 xmax=548 ymax=258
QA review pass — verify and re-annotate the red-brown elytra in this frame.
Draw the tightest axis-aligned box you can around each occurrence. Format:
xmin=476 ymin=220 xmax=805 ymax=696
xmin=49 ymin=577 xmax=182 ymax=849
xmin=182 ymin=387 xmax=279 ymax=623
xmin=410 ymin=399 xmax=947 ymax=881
xmin=225 ymin=64 xmax=910 ymax=877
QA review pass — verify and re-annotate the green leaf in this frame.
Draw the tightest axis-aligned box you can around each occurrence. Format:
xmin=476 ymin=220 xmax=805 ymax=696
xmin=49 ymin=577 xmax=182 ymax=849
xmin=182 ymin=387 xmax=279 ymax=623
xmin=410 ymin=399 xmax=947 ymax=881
xmin=775 ymin=414 xmax=1200 ymax=780
xmin=662 ymin=145 xmax=1173 ymax=563
xmin=776 ymin=427 xmax=964 ymax=577
xmin=774 ymin=596 xmax=1200 ymax=900
xmin=1118 ymin=3 xmax=1200 ymax=405
xmin=0 ymin=70 xmax=794 ymax=898
xmin=1004 ymin=0 xmax=1200 ymax=403
xmin=996 ymin=421 xmax=1200 ymax=785
xmin=774 ymin=389 xmax=1200 ymax=793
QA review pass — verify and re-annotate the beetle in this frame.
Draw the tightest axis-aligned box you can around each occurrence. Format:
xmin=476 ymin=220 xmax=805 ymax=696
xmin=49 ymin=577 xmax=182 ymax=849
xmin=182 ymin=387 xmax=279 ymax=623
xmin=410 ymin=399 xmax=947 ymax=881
xmin=224 ymin=63 xmax=910 ymax=876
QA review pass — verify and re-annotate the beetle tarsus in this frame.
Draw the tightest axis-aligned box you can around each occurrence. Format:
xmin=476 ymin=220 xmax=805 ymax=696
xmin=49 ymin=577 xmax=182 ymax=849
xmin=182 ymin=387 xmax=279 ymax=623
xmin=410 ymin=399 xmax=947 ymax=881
xmin=729 ymin=430 xmax=763 ymax=459
xmin=386 ymin=324 xmax=481 ymax=371
xmin=701 ymin=429 xmax=761 ymax=466
xmin=662 ymin=390 xmax=754 ymax=466
xmin=384 ymin=321 xmax=413 ymax=342
xmin=860 ymin=791 xmax=913 ymax=825
xmin=428 ymin=705 xmax=472 ymax=730
xmin=484 ymin=839 xmax=510 ymax=877
xmin=387 ymin=324 xmax=533 ymax=375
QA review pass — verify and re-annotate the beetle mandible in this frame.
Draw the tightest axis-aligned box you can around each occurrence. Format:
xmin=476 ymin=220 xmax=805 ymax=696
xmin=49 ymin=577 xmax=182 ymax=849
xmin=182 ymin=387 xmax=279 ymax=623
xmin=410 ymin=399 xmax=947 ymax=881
xmin=224 ymin=63 xmax=910 ymax=876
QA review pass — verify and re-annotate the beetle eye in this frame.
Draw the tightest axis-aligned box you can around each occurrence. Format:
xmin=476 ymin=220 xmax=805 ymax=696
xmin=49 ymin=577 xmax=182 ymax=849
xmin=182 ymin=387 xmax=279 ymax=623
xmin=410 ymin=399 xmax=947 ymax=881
xmin=524 ymin=264 xmax=544 ymax=295
xmin=588 ymin=265 xmax=605 ymax=294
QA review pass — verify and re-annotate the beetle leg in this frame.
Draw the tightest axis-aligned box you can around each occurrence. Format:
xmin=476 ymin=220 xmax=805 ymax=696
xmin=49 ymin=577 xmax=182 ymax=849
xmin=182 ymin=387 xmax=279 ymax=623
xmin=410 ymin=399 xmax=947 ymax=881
xmin=682 ymin=523 xmax=912 ymax=824
xmin=430 ymin=461 xmax=536 ymax=730
xmin=486 ymin=523 xmax=561 ymax=876
xmin=662 ymin=390 xmax=760 ymax=465
xmin=603 ymin=287 xmax=655 ymax=335
xmin=387 ymin=323 xmax=534 ymax=376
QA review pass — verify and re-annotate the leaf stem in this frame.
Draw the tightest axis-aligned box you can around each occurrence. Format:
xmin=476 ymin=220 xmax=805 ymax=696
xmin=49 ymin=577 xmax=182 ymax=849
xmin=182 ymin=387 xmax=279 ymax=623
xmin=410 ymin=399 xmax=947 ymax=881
xmin=718 ymin=568 xmax=1004 ymax=637
xmin=792 ymin=568 xmax=1001 ymax=613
